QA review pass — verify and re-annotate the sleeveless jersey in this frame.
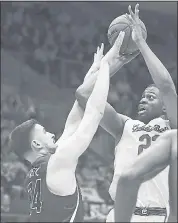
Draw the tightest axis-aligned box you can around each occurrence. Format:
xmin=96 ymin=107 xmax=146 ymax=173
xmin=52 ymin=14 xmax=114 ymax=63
xmin=24 ymin=155 xmax=84 ymax=222
xmin=109 ymin=117 xmax=170 ymax=209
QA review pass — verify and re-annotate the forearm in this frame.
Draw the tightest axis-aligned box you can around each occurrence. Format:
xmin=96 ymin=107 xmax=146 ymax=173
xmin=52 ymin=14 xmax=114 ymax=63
xmin=115 ymin=176 xmax=140 ymax=222
xmin=85 ymin=61 xmax=110 ymax=114
xmin=76 ymin=58 xmax=123 ymax=109
xmin=76 ymin=71 xmax=97 ymax=108
xmin=136 ymin=39 xmax=176 ymax=91
xmin=69 ymin=62 xmax=110 ymax=159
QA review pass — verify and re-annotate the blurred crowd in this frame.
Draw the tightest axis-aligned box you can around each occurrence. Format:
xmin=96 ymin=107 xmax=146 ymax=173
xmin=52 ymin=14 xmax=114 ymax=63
xmin=1 ymin=90 xmax=36 ymax=216
xmin=1 ymin=2 xmax=177 ymax=222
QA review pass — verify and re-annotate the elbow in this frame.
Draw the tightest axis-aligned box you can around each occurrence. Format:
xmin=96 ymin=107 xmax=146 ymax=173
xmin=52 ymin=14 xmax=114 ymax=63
xmin=119 ymin=171 xmax=133 ymax=183
xmin=119 ymin=169 xmax=142 ymax=183
xmin=157 ymin=72 xmax=175 ymax=93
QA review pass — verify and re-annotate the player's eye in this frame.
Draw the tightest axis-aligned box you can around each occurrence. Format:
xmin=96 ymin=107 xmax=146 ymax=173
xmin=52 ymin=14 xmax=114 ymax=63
xmin=148 ymin=95 xmax=154 ymax=100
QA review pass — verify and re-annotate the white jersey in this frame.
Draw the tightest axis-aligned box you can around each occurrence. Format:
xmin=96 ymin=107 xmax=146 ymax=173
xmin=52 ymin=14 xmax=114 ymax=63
xmin=109 ymin=117 xmax=170 ymax=209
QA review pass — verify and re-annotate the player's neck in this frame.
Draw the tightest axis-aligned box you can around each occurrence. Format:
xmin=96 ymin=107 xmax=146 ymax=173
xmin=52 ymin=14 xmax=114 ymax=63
xmin=139 ymin=115 xmax=166 ymax=124
xmin=24 ymin=150 xmax=38 ymax=164
xmin=160 ymin=114 xmax=167 ymax=120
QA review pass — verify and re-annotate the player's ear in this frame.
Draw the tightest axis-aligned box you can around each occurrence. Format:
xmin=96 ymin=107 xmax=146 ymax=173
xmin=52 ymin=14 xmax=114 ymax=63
xmin=31 ymin=139 xmax=43 ymax=152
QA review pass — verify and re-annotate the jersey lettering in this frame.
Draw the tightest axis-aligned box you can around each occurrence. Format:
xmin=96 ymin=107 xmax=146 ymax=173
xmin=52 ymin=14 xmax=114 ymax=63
xmin=27 ymin=179 xmax=42 ymax=214
xmin=138 ymin=134 xmax=160 ymax=155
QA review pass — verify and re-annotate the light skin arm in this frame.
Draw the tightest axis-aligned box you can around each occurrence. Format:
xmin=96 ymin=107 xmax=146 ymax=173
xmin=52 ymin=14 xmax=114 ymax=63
xmin=54 ymin=44 xmax=105 ymax=146
xmin=55 ymin=100 xmax=84 ymax=144
xmin=52 ymin=61 xmax=110 ymax=161
xmin=76 ymin=32 xmax=139 ymax=138
xmin=76 ymin=68 xmax=129 ymax=138
xmin=47 ymin=61 xmax=110 ymax=195
xmin=55 ymin=34 xmax=130 ymax=144
xmin=126 ymin=4 xmax=177 ymax=129
xmin=54 ymin=36 xmax=128 ymax=143
xmin=115 ymin=130 xmax=177 ymax=222
xmin=46 ymin=101 xmax=83 ymax=196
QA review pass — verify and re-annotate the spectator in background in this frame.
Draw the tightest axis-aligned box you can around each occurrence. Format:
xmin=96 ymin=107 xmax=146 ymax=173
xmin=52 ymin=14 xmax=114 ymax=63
xmin=99 ymin=203 xmax=110 ymax=220
xmin=1 ymin=190 xmax=11 ymax=213
xmin=1 ymin=176 xmax=11 ymax=213
xmin=83 ymin=199 xmax=92 ymax=221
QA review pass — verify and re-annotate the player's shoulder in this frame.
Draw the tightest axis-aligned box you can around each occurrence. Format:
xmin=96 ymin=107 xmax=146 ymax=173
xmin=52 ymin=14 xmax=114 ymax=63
xmin=32 ymin=154 xmax=50 ymax=167
xmin=149 ymin=118 xmax=170 ymax=130
xmin=123 ymin=117 xmax=142 ymax=126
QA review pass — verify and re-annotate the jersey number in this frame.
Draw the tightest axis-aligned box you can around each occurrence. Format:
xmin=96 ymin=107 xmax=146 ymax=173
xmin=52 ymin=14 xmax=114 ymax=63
xmin=138 ymin=134 xmax=160 ymax=155
xmin=27 ymin=179 xmax=42 ymax=213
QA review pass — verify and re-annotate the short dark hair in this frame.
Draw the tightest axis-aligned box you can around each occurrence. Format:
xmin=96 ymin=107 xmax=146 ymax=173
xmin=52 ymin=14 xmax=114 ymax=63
xmin=146 ymin=84 xmax=159 ymax=90
xmin=9 ymin=119 xmax=38 ymax=158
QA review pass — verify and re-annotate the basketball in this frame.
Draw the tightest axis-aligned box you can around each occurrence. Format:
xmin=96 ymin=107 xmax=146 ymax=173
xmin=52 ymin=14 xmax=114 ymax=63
xmin=107 ymin=14 xmax=147 ymax=54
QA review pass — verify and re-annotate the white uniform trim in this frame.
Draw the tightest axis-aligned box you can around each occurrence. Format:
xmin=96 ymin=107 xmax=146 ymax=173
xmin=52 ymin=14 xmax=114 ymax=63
xmin=70 ymin=185 xmax=80 ymax=222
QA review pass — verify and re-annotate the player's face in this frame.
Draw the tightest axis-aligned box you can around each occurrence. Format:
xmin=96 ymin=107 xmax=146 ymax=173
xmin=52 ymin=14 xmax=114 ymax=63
xmin=31 ymin=124 xmax=57 ymax=154
xmin=137 ymin=87 xmax=164 ymax=123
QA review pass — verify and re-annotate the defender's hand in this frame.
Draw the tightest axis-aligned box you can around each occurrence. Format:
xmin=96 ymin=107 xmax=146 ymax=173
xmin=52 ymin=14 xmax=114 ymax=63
xmin=84 ymin=43 xmax=104 ymax=81
xmin=94 ymin=43 xmax=104 ymax=64
xmin=104 ymin=31 xmax=125 ymax=64
xmin=126 ymin=4 xmax=144 ymax=44
xmin=104 ymin=31 xmax=139 ymax=71
xmin=91 ymin=43 xmax=104 ymax=72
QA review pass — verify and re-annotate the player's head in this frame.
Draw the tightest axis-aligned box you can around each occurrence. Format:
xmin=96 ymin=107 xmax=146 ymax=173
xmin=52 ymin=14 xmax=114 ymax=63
xmin=137 ymin=84 xmax=166 ymax=123
xmin=9 ymin=119 xmax=57 ymax=161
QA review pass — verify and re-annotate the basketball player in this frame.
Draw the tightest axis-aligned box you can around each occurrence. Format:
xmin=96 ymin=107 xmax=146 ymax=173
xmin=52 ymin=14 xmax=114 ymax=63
xmin=76 ymin=6 xmax=176 ymax=222
xmin=115 ymin=130 xmax=177 ymax=222
xmin=9 ymin=58 xmax=110 ymax=222
xmin=115 ymin=4 xmax=177 ymax=222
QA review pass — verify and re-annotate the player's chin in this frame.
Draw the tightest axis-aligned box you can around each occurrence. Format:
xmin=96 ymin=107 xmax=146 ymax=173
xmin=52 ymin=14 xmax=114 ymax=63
xmin=49 ymin=145 xmax=57 ymax=154
xmin=137 ymin=110 xmax=149 ymax=120
xmin=138 ymin=110 xmax=147 ymax=117
xmin=49 ymin=148 xmax=56 ymax=154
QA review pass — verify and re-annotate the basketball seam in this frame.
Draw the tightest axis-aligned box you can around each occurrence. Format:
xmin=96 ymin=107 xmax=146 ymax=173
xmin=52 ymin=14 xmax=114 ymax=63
xmin=109 ymin=22 xmax=147 ymax=35
xmin=109 ymin=22 xmax=131 ymax=30
xmin=108 ymin=25 xmax=147 ymax=45
xmin=108 ymin=25 xmax=129 ymax=41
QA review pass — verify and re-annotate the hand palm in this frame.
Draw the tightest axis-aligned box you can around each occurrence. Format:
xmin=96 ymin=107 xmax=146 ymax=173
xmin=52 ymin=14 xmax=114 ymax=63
xmin=127 ymin=4 xmax=144 ymax=43
xmin=131 ymin=21 xmax=143 ymax=42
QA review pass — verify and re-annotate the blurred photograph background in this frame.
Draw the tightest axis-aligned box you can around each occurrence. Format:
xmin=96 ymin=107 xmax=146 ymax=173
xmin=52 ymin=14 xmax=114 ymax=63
xmin=1 ymin=1 xmax=177 ymax=222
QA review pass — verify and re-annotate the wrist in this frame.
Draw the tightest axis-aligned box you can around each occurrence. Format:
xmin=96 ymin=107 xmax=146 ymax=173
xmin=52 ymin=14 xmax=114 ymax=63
xmin=88 ymin=63 xmax=99 ymax=73
xmin=135 ymin=37 xmax=146 ymax=48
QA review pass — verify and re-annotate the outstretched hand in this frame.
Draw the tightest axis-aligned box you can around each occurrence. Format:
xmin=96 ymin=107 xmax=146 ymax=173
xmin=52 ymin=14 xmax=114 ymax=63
xmin=104 ymin=31 xmax=125 ymax=63
xmin=104 ymin=31 xmax=140 ymax=71
xmin=94 ymin=43 xmax=104 ymax=64
xmin=84 ymin=43 xmax=104 ymax=81
xmin=126 ymin=4 xmax=144 ymax=43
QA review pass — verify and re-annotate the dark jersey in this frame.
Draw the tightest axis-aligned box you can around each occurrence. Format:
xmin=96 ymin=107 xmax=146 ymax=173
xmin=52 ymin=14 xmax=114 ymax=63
xmin=24 ymin=155 xmax=84 ymax=222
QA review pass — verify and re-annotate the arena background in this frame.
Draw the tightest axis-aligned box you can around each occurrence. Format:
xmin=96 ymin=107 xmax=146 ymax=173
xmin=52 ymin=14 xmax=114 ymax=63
xmin=1 ymin=1 xmax=177 ymax=222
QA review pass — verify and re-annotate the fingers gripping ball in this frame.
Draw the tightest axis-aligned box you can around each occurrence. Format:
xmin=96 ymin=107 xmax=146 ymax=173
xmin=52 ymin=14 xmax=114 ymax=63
xmin=107 ymin=14 xmax=147 ymax=54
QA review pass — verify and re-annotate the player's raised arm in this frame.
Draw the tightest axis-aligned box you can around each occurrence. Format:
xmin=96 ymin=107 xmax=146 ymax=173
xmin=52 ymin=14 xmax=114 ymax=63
xmin=47 ymin=60 xmax=111 ymax=196
xmin=76 ymin=32 xmax=137 ymax=138
xmin=54 ymin=60 xmax=110 ymax=161
xmin=126 ymin=4 xmax=177 ymax=128
xmin=55 ymin=101 xmax=84 ymax=145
